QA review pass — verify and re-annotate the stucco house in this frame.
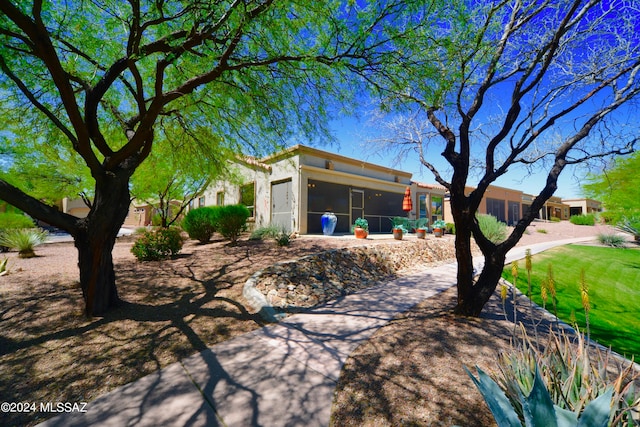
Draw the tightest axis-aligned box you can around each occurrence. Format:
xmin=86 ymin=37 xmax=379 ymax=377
xmin=202 ymin=145 xmax=447 ymax=234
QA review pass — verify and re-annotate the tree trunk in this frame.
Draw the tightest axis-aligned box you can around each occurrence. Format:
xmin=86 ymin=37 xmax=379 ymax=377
xmin=74 ymin=174 xmax=132 ymax=316
xmin=452 ymin=205 xmax=510 ymax=317
xmin=454 ymin=250 xmax=507 ymax=317
xmin=452 ymin=219 xmax=475 ymax=310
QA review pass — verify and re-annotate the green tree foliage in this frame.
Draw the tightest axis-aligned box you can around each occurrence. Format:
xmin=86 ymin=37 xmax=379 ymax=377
xmin=130 ymin=124 xmax=234 ymax=228
xmin=583 ymin=152 xmax=640 ymax=223
xmin=0 ymin=1 xmax=408 ymax=314
xmin=366 ymin=0 xmax=640 ymax=316
xmin=0 ymin=212 xmax=34 ymax=229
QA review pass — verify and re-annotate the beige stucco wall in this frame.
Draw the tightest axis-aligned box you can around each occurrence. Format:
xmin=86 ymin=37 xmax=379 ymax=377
xmin=563 ymin=198 xmax=602 ymax=214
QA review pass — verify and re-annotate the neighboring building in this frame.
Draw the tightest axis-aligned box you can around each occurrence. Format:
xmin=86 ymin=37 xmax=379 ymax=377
xmin=443 ymin=185 xmax=571 ymax=225
xmin=58 ymin=197 xmax=180 ymax=228
xmin=541 ymin=195 xmax=570 ymax=221
xmin=203 ymin=145 xmax=446 ymax=234
xmin=61 ymin=197 xmax=90 ymax=218
xmin=562 ymin=198 xmax=603 ymax=216
xmin=443 ymin=185 xmax=527 ymax=225
xmin=123 ymin=203 xmax=153 ymax=227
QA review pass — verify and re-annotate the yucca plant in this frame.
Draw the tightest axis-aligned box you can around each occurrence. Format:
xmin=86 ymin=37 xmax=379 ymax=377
xmin=0 ymin=228 xmax=48 ymax=258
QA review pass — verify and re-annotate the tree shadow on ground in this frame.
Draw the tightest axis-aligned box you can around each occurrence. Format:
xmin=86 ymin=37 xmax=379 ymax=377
xmin=0 ymin=237 xmax=327 ymax=426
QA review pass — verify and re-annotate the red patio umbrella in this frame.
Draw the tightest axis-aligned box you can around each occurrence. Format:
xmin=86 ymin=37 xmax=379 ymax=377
xmin=402 ymin=186 xmax=412 ymax=212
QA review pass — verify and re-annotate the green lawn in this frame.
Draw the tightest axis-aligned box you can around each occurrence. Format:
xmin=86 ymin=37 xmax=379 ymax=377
xmin=502 ymin=245 xmax=640 ymax=361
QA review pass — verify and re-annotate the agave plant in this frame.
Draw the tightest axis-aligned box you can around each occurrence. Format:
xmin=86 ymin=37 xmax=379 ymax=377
xmin=468 ymin=325 xmax=640 ymax=427
xmin=0 ymin=228 xmax=48 ymax=258
xmin=0 ymin=257 xmax=8 ymax=276
xmin=617 ymin=216 xmax=640 ymax=241
xmin=466 ymin=364 xmax=614 ymax=427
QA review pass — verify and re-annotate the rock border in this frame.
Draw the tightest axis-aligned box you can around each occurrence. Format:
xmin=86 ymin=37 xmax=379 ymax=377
xmin=243 ymin=239 xmax=459 ymax=322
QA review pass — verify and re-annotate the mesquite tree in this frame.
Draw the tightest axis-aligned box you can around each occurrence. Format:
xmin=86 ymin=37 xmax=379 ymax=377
xmin=369 ymin=0 xmax=640 ymax=315
xmin=0 ymin=0 xmax=403 ymax=315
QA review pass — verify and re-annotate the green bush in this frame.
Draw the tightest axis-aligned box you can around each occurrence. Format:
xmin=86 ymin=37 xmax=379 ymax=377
xmin=0 ymin=228 xmax=48 ymax=258
xmin=570 ymin=213 xmax=595 ymax=226
xmin=182 ymin=207 xmax=217 ymax=243
xmin=0 ymin=212 xmax=35 ymax=230
xmin=597 ymin=232 xmax=627 ymax=248
xmin=477 ymin=214 xmax=507 ymax=243
xmin=445 ymin=222 xmax=456 ymax=234
xmin=216 ymin=204 xmax=250 ymax=244
xmin=131 ymin=227 xmax=183 ymax=261
xmin=550 ymin=216 xmax=561 ymax=222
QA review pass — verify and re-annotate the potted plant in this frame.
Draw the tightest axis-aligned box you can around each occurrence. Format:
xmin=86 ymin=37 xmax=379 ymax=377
xmin=432 ymin=219 xmax=446 ymax=237
xmin=390 ymin=217 xmax=409 ymax=240
xmin=415 ymin=218 xmax=428 ymax=239
xmin=352 ymin=217 xmax=369 ymax=239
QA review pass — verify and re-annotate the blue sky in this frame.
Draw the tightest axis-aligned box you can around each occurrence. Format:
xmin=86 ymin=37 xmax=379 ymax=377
xmin=326 ymin=115 xmax=591 ymax=200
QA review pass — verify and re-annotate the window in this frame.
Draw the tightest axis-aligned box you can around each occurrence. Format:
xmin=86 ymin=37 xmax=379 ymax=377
xmin=240 ymin=182 xmax=255 ymax=217
xmin=418 ymin=194 xmax=428 ymax=219
xmin=431 ymin=196 xmax=443 ymax=222
xmin=216 ymin=191 xmax=224 ymax=206
xmin=486 ymin=198 xmax=506 ymax=223
xmin=198 ymin=196 xmax=205 ymax=207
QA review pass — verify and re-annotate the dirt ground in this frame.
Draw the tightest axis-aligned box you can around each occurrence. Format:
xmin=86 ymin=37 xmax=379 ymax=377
xmin=0 ymin=221 xmax=626 ymax=426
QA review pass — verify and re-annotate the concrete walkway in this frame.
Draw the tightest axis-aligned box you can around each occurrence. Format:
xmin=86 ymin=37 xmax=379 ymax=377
xmin=38 ymin=237 xmax=595 ymax=427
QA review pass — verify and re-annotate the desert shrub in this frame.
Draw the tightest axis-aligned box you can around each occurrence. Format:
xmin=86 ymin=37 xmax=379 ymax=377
xmin=216 ymin=204 xmax=250 ymax=243
xmin=445 ymin=222 xmax=456 ymax=235
xmin=131 ymin=227 xmax=183 ymax=261
xmin=0 ymin=228 xmax=48 ymax=258
xmin=276 ymin=230 xmax=291 ymax=246
xmin=477 ymin=214 xmax=507 ymax=243
xmin=0 ymin=212 xmax=35 ymax=230
xmin=249 ymin=225 xmax=281 ymax=240
xmin=537 ymin=228 xmax=548 ymax=234
xmin=182 ymin=207 xmax=217 ymax=243
xmin=570 ymin=213 xmax=596 ymax=226
xmin=597 ymin=233 xmax=627 ymax=248
xmin=550 ymin=216 xmax=561 ymax=222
